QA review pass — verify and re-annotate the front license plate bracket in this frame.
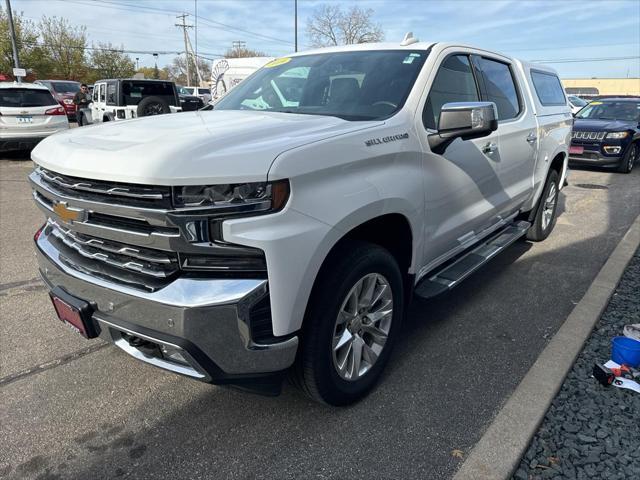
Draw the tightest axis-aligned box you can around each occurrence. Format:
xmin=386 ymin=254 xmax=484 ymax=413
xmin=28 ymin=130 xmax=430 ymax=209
xmin=49 ymin=286 xmax=98 ymax=338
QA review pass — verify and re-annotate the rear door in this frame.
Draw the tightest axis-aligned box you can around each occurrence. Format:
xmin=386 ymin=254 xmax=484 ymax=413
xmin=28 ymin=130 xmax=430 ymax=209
xmin=91 ymin=83 xmax=105 ymax=122
xmin=0 ymin=87 xmax=66 ymax=134
xmin=472 ymin=55 xmax=538 ymax=217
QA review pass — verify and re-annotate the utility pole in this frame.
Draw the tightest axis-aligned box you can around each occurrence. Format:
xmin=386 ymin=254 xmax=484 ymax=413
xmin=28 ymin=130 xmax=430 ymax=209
xmin=294 ymin=0 xmax=298 ymax=52
xmin=5 ymin=0 xmax=21 ymax=82
xmin=135 ymin=57 xmax=139 ymax=70
xmin=175 ymin=13 xmax=194 ymax=86
xmin=231 ymin=40 xmax=246 ymax=57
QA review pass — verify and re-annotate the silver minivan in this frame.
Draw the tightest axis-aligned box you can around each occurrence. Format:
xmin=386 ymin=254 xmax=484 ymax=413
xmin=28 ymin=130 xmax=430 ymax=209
xmin=0 ymin=82 xmax=69 ymax=151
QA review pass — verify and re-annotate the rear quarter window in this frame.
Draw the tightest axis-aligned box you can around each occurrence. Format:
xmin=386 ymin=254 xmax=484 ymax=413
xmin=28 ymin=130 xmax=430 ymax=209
xmin=0 ymin=88 xmax=57 ymax=107
xmin=530 ymin=70 xmax=566 ymax=106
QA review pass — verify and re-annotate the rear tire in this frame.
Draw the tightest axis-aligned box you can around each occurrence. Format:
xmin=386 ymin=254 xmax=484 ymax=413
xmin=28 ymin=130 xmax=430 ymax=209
xmin=526 ymin=169 xmax=560 ymax=242
xmin=292 ymin=241 xmax=404 ymax=405
xmin=617 ymin=142 xmax=637 ymax=174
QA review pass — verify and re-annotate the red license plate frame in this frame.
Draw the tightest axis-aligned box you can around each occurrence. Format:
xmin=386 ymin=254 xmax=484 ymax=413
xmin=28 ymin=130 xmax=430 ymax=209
xmin=49 ymin=287 xmax=97 ymax=338
xmin=569 ymin=145 xmax=584 ymax=155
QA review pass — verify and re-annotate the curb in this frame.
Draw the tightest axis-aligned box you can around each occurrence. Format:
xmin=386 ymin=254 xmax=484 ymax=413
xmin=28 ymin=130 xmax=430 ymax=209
xmin=453 ymin=213 xmax=640 ymax=480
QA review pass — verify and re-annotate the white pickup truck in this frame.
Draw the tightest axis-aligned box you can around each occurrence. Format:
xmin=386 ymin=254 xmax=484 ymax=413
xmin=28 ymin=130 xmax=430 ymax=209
xmin=30 ymin=37 xmax=571 ymax=405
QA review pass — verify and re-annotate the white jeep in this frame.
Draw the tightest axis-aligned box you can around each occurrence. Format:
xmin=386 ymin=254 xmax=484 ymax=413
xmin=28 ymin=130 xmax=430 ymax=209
xmin=77 ymin=79 xmax=181 ymax=126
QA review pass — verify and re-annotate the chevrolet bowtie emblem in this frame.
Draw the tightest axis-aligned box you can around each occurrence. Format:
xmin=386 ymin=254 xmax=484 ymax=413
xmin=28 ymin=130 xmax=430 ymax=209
xmin=53 ymin=202 xmax=86 ymax=224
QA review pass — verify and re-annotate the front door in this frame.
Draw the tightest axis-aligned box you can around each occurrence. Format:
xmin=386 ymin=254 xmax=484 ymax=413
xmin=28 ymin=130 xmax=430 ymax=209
xmin=416 ymin=53 xmax=506 ymax=273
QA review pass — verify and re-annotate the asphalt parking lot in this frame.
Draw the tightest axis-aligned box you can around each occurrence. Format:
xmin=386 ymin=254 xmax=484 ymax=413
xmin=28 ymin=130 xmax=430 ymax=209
xmin=1 ymin=155 xmax=639 ymax=480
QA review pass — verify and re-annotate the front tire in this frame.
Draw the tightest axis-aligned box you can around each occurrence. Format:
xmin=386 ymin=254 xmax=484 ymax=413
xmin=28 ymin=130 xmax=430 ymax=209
xmin=526 ymin=169 xmax=560 ymax=242
xmin=617 ymin=142 xmax=637 ymax=174
xmin=292 ymin=241 xmax=404 ymax=405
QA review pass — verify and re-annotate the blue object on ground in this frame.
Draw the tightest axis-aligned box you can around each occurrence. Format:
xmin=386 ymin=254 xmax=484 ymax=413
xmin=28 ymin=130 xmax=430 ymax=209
xmin=611 ymin=336 xmax=640 ymax=368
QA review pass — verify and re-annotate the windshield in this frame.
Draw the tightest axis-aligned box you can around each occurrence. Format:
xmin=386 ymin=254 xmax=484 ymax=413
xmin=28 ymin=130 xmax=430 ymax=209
xmin=214 ymin=50 xmax=429 ymax=121
xmin=0 ymin=88 xmax=57 ymax=107
xmin=568 ymin=96 xmax=587 ymax=107
xmin=576 ymin=100 xmax=640 ymax=122
xmin=51 ymin=82 xmax=80 ymax=93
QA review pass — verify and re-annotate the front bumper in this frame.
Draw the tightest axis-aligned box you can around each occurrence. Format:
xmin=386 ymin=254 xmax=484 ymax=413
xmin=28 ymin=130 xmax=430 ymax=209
xmin=568 ymin=142 xmax=626 ymax=168
xmin=35 ymin=229 xmax=298 ymax=383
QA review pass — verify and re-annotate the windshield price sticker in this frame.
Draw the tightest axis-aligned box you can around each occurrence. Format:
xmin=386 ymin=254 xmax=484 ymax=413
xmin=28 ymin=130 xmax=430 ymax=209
xmin=265 ymin=57 xmax=292 ymax=68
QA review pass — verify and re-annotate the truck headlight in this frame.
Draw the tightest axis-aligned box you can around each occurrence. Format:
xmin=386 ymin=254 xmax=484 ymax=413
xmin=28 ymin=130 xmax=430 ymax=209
xmin=605 ymin=131 xmax=629 ymax=139
xmin=173 ymin=179 xmax=289 ymax=213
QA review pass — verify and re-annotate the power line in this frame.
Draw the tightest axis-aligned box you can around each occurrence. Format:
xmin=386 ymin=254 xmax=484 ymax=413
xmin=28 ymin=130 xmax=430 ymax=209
xmin=21 ymin=40 xmax=224 ymax=57
xmin=66 ymin=0 xmax=294 ymax=46
xmin=531 ymin=56 xmax=640 ymax=64
xmin=510 ymin=42 xmax=640 ymax=52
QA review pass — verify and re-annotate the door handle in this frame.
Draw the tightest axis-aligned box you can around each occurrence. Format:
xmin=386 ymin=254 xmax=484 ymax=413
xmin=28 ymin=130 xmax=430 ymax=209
xmin=482 ymin=142 xmax=498 ymax=154
xmin=526 ymin=133 xmax=537 ymax=143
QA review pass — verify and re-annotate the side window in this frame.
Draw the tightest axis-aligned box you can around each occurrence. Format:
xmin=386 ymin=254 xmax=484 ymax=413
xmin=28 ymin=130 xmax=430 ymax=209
xmin=106 ymin=82 xmax=117 ymax=105
xmin=476 ymin=57 xmax=520 ymax=120
xmin=530 ymin=70 xmax=566 ymax=106
xmin=92 ymin=85 xmax=100 ymax=102
xmin=99 ymin=84 xmax=106 ymax=103
xmin=423 ymin=55 xmax=478 ymax=130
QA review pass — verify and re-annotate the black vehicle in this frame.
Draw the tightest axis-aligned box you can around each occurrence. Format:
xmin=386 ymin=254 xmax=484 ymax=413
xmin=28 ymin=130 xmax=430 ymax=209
xmin=77 ymin=79 xmax=183 ymax=126
xmin=176 ymin=85 xmax=204 ymax=111
xmin=569 ymin=97 xmax=640 ymax=173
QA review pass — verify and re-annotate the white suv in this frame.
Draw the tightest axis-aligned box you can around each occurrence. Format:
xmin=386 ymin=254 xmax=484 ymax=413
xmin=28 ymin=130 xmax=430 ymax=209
xmin=0 ymin=82 xmax=69 ymax=151
xmin=30 ymin=38 xmax=571 ymax=405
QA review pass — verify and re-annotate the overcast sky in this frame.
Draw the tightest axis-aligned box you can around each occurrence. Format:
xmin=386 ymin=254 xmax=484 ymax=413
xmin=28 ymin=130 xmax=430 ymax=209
xmin=15 ymin=0 xmax=640 ymax=78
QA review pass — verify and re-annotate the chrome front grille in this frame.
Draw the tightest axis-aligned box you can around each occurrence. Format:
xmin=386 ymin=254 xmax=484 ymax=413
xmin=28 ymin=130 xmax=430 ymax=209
xmin=48 ymin=219 xmax=179 ymax=278
xmin=30 ymin=167 xmax=184 ymax=291
xmin=30 ymin=166 xmax=268 ymax=291
xmin=37 ymin=167 xmax=172 ymax=208
xmin=571 ymin=131 xmax=606 ymax=141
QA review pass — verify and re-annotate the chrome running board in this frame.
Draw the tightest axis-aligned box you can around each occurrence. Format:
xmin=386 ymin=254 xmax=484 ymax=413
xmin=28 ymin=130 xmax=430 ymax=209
xmin=415 ymin=220 xmax=531 ymax=299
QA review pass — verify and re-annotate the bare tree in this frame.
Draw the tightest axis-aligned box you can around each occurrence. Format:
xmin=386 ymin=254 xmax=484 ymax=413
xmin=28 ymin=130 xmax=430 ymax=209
xmin=224 ymin=46 xmax=267 ymax=58
xmin=306 ymin=5 xmax=384 ymax=48
xmin=168 ymin=55 xmax=209 ymax=85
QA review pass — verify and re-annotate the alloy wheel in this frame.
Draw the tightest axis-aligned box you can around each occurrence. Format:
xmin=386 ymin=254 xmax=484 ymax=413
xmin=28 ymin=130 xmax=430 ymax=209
xmin=542 ymin=181 xmax=557 ymax=231
xmin=332 ymin=273 xmax=393 ymax=381
xmin=628 ymin=145 xmax=637 ymax=172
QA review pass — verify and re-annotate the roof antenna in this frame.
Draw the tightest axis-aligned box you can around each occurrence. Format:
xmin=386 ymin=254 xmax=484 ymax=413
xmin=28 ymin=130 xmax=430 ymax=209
xmin=400 ymin=32 xmax=418 ymax=46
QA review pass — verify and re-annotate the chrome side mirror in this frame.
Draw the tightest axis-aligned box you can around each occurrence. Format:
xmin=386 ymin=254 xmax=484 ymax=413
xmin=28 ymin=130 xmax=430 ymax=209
xmin=428 ymin=102 xmax=498 ymax=154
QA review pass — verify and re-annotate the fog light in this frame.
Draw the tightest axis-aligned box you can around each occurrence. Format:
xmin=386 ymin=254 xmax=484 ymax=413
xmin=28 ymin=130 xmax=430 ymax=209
xmin=604 ymin=146 xmax=621 ymax=154
xmin=159 ymin=344 xmax=189 ymax=365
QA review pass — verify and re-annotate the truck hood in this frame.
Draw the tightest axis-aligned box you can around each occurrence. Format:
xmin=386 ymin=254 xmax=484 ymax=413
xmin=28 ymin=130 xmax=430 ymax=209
xmin=573 ymin=118 xmax=636 ymax=132
xmin=32 ymin=110 xmax=381 ymax=185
